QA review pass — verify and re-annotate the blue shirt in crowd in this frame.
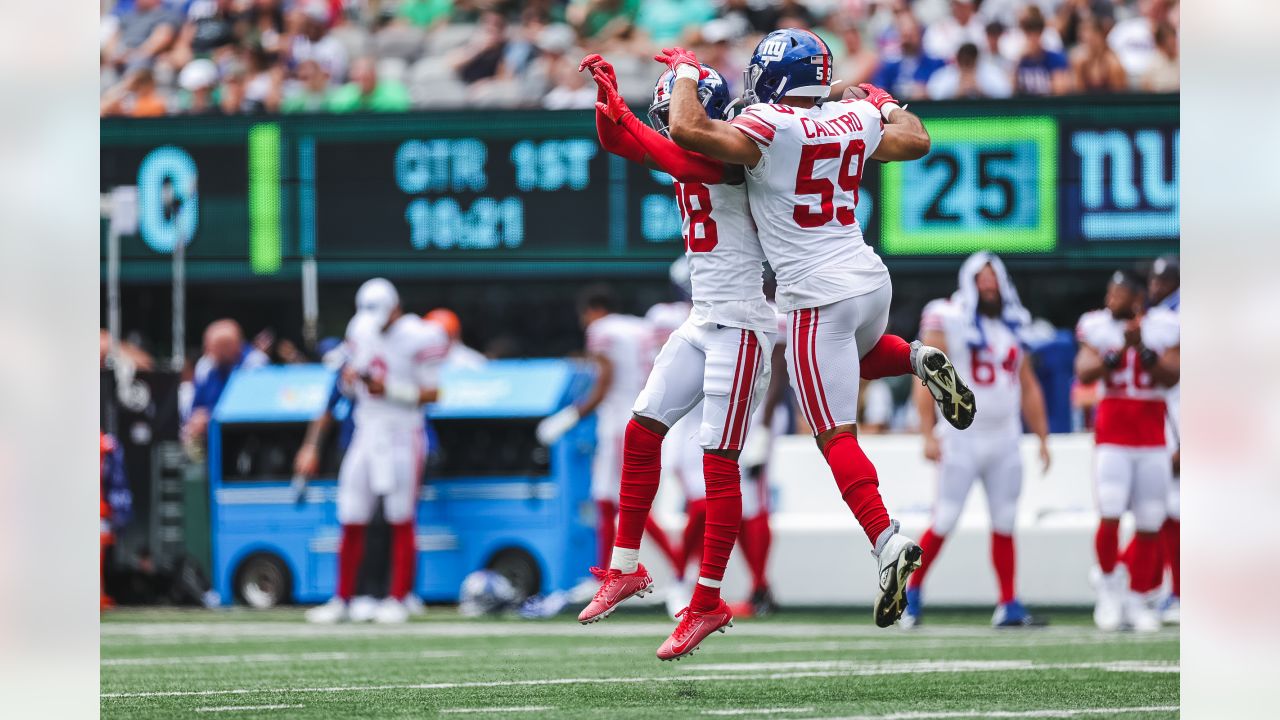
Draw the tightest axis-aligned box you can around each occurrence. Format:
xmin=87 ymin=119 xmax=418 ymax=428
xmin=192 ymin=343 xmax=268 ymax=413
xmin=873 ymin=52 xmax=947 ymax=98
xmin=1015 ymin=51 xmax=1068 ymax=96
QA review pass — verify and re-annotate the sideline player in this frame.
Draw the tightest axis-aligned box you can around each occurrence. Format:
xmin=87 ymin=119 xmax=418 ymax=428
xmin=904 ymin=252 xmax=1051 ymax=628
xmin=304 ymin=279 xmax=449 ymax=624
xmin=660 ymin=31 xmax=974 ymax=627
xmin=424 ymin=308 xmax=487 ymax=370
xmin=536 ymin=284 xmax=683 ymax=579
xmin=1076 ymin=270 xmax=1179 ymax=632
xmin=559 ymin=56 xmax=776 ymax=660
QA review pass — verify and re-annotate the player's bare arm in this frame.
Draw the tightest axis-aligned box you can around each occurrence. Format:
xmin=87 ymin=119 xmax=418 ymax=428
xmin=655 ymin=49 xmax=761 ymax=167
xmin=1075 ymin=342 xmax=1108 ymax=384
xmin=576 ymin=352 xmax=614 ymax=418
xmin=760 ymin=344 xmax=788 ymax=427
xmin=856 ymin=83 xmax=931 ymax=162
xmin=914 ymin=328 xmax=946 ymax=462
xmin=294 ymin=410 xmax=333 ymax=478
xmin=1019 ymin=356 xmax=1052 ymax=473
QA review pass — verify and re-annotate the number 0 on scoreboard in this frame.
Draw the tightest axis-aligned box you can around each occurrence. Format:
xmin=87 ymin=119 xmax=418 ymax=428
xmin=879 ymin=117 xmax=1057 ymax=255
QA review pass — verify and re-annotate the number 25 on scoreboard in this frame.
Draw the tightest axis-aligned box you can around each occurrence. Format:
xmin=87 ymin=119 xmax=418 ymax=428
xmin=878 ymin=117 xmax=1057 ymax=255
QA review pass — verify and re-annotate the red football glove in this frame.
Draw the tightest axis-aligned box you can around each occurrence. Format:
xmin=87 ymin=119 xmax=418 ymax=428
xmin=856 ymin=83 xmax=899 ymax=112
xmin=595 ymin=75 xmax=631 ymax=123
xmin=653 ymin=47 xmax=708 ymax=79
xmin=580 ymin=53 xmax=618 ymax=104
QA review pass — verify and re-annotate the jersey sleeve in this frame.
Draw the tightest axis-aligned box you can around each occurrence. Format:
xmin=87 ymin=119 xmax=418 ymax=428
xmin=730 ymin=105 xmax=786 ymax=151
xmin=1075 ymin=310 xmax=1109 ymax=348
xmin=618 ymin=112 xmax=725 ymax=184
xmin=1142 ymin=308 xmax=1180 ymax=350
xmin=919 ymin=299 xmax=952 ymax=336
xmin=412 ymin=321 xmax=450 ymax=390
xmin=585 ymin=322 xmax=613 ymax=356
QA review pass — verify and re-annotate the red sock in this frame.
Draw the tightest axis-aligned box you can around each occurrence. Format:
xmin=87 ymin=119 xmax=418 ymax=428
xmin=614 ymin=419 xmax=665 ymax=551
xmin=1120 ymin=536 xmax=1137 ymax=571
xmin=596 ymin=500 xmax=617 ymax=568
xmin=821 ymin=433 xmax=891 ymax=545
xmin=859 ymin=334 xmax=913 ymax=380
xmin=679 ymin=499 xmax=707 ymax=582
xmin=693 ymin=453 xmax=743 ymax=612
xmin=1129 ymin=533 xmax=1161 ymax=593
xmin=1095 ymin=520 xmax=1119 ymax=574
xmin=388 ymin=522 xmax=417 ymax=600
xmin=1161 ymin=518 xmax=1180 ymax=596
xmin=741 ymin=513 xmax=772 ymax=594
xmin=908 ymin=528 xmax=945 ymax=589
xmin=337 ymin=523 xmax=367 ymax=601
xmin=644 ymin=515 xmax=682 ymax=574
xmin=991 ymin=532 xmax=1016 ymax=604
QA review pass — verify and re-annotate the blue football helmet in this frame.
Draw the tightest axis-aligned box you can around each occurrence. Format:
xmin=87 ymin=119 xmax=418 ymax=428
xmin=647 ymin=65 xmax=736 ymax=137
xmin=743 ymin=28 xmax=834 ymax=105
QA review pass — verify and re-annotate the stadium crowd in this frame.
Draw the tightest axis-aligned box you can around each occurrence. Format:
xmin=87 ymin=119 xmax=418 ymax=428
xmin=100 ymin=0 xmax=1180 ymax=117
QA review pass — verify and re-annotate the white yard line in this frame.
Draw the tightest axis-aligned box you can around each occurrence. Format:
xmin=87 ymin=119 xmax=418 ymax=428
xmin=804 ymin=706 xmax=1179 ymax=720
xmin=440 ymin=707 xmax=555 ymax=714
xmin=194 ymin=704 xmax=304 ymax=713
xmin=703 ymin=709 xmax=815 ymax=716
xmin=101 ymin=660 xmax=1178 ymax=700
xmin=103 ymin=650 xmax=464 ymax=667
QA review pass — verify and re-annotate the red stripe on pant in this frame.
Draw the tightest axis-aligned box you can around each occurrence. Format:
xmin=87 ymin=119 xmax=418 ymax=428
xmin=719 ymin=330 xmax=749 ymax=449
xmin=724 ymin=332 xmax=761 ymax=450
xmin=792 ymin=310 xmax=827 ymax=432
xmin=806 ymin=307 xmax=836 ymax=428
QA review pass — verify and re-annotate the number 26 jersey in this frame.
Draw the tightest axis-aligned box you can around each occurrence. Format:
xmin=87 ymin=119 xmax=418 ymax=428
xmin=731 ymin=99 xmax=889 ymax=313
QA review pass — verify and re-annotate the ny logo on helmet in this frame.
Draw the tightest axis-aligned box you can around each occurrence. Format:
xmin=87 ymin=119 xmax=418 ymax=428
xmin=758 ymin=39 xmax=787 ymax=63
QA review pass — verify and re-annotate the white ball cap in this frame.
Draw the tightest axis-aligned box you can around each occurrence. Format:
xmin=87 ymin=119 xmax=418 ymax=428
xmin=178 ymin=59 xmax=218 ymax=91
xmin=355 ymin=277 xmax=399 ymax=327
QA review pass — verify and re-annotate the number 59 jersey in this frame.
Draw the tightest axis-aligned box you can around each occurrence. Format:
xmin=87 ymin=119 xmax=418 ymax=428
xmin=672 ymin=179 xmax=775 ymax=334
xmin=731 ymin=99 xmax=889 ymax=313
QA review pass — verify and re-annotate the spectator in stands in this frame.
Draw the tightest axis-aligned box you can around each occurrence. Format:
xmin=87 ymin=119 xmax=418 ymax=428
xmin=995 ymin=4 xmax=1065 ymax=66
xmin=329 ymin=56 xmax=411 ymax=112
xmin=1070 ymin=16 xmax=1127 ymax=93
xmin=290 ymin=1 xmax=348 ymax=82
xmin=216 ymin=62 xmax=254 ymax=114
xmin=184 ymin=319 xmax=269 ymax=446
xmin=542 ymin=53 xmax=596 ymax=109
xmin=829 ymin=18 xmax=880 ymax=93
xmin=927 ymin=42 xmax=1012 ymax=99
xmin=103 ymin=0 xmax=182 ymax=72
xmin=451 ymin=10 xmax=508 ymax=86
xmin=281 ymin=59 xmax=333 ymax=112
xmin=1141 ymin=22 xmax=1179 ymax=92
xmin=100 ymin=67 xmax=169 ymax=117
xmin=1055 ymin=0 xmax=1116 ymax=49
xmin=696 ymin=20 xmax=747 ymax=97
xmin=246 ymin=0 xmax=288 ymax=56
xmin=168 ymin=0 xmax=242 ymax=70
xmin=922 ymin=0 xmax=986 ymax=61
xmin=634 ymin=0 xmax=716 ymax=45
xmin=399 ymin=0 xmax=457 ymax=29
xmin=872 ymin=12 xmax=945 ymax=100
xmin=566 ymin=0 xmax=638 ymax=42
xmin=982 ymin=21 xmax=1014 ymax=76
xmin=177 ymin=58 xmax=220 ymax=114
xmin=1109 ymin=0 xmax=1171 ymax=84
xmin=244 ymin=45 xmax=286 ymax=113
xmin=1013 ymin=9 xmax=1070 ymax=96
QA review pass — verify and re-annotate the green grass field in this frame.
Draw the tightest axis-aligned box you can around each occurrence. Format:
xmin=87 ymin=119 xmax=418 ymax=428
xmin=101 ymin=607 xmax=1178 ymax=719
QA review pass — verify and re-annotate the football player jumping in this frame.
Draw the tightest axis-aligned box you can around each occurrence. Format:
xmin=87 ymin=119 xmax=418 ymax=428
xmin=659 ymin=30 xmax=975 ymax=629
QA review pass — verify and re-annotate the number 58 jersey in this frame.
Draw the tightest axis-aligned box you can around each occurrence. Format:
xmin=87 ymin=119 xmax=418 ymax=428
xmin=672 ymin=178 xmax=774 ymax=334
xmin=731 ymin=99 xmax=889 ymax=313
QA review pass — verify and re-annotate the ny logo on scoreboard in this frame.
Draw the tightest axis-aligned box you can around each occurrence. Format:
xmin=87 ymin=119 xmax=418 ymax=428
xmin=1070 ymin=128 xmax=1178 ymax=242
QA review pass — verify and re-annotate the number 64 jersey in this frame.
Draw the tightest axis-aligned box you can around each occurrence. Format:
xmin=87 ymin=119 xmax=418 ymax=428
xmin=731 ymin=98 xmax=889 ymax=313
xmin=1076 ymin=308 xmax=1180 ymax=448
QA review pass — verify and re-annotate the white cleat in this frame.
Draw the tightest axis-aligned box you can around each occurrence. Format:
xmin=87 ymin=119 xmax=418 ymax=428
xmin=1091 ymin=567 xmax=1127 ymax=632
xmin=910 ymin=341 xmax=976 ymax=430
xmin=874 ymin=530 xmax=923 ymax=628
xmin=403 ymin=594 xmax=427 ymax=617
xmin=373 ymin=597 xmax=411 ymax=624
xmin=1160 ymin=596 xmax=1180 ymax=625
xmin=899 ymin=610 xmax=920 ymax=629
xmin=348 ymin=595 xmax=379 ymax=623
xmin=304 ymin=597 xmax=349 ymax=624
xmin=1127 ymin=591 xmax=1162 ymax=633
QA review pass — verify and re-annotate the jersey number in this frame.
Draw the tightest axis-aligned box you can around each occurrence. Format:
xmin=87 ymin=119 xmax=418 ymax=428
xmin=970 ymin=346 xmax=1018 ymax=386
xmin=792 ymin=140 xmax=865 ymax=228
xmin=674 ymin=182 xmax=718 ymax=252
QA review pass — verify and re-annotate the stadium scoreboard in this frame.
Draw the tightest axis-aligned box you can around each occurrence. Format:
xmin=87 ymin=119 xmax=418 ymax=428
xmin=100 ymin=97 xmax=1177 ymax=281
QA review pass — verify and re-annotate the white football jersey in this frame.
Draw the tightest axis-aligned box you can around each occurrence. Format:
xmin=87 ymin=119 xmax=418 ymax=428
xmin=732 ymin=99 xmax=890 ymax=313
xmin=674 ymin=179 xmax=775 ymax=332
xmin=586 ymin=313 xmax=654 ymax=435
xmin=345 ymin=313 xmax=450 ymax=430
xmin=645 ymin=301 xmax=691 ymax=348
xmin=1076 ymin=307 xmax=1180 ymax=403
xmin=921 ymin=299 xmax=1024 ymax=433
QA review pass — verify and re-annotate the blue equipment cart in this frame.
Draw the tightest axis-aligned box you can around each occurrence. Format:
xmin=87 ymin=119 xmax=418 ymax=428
xmin=207 ymin=359 xmax=596 ymax=606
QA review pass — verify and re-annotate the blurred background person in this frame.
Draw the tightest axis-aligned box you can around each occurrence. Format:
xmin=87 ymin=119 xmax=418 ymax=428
xmin=1069 ymin=16 xmax=1127 ymax=94
xmin=1141 ymin=22 xmax=1179 ymax=92
xmin=102 ymin=0 xmax=182 ymax=73
xmin=176 ymin=58 xmax=220 ymax=114
xmin=425 ymin=308 xmax=488 ymax=370
xmin=183 ymin=319 xmax=269 ymax=452
xmin=281 ymin=58 xmax=332 ymax=112
xmin=1108 ymin=0 xmax=1171 ymax=86
xmin=927 ymin=41 xmax=1012 ymax=99
xmin=328 ymin=56 xmax=410 ymax=112
xmin=1012 ymin=8 xmax=1070 ymax=96
xmin=100 ymin=430 xmax=134 ymax=611
xmin=922 ymin=0 xmax=986 ymax=61
xmin=100 ymin=67 xmax=170 ymax=117
xmin=873 ymin=11 xmax=945 ymax=100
